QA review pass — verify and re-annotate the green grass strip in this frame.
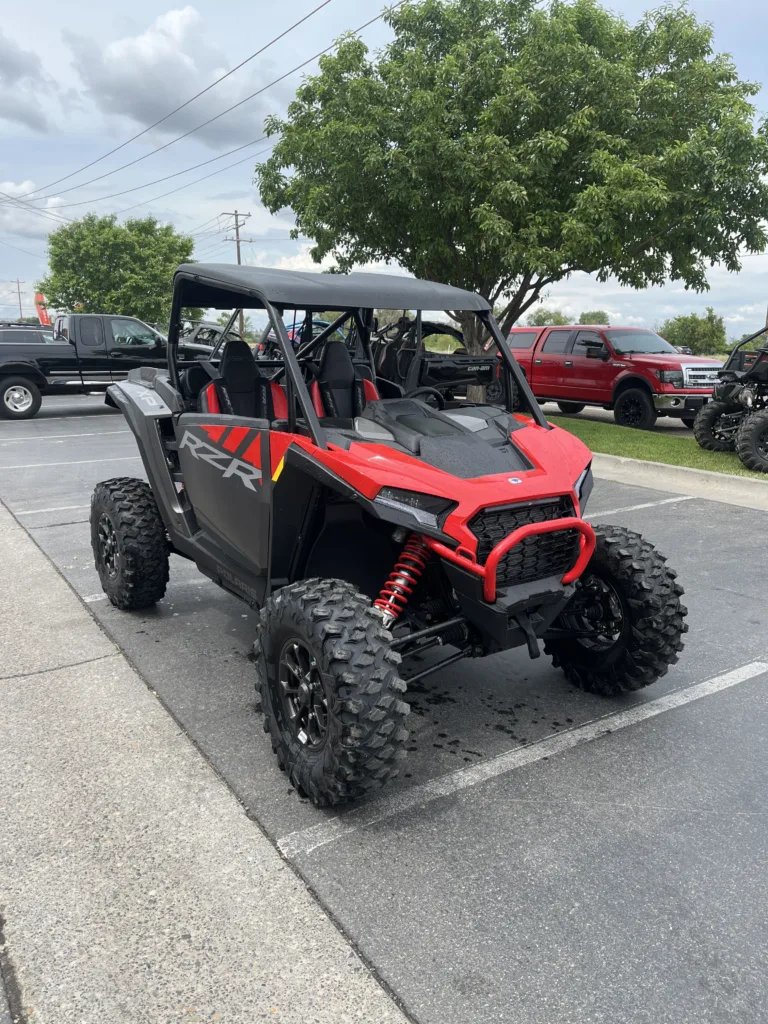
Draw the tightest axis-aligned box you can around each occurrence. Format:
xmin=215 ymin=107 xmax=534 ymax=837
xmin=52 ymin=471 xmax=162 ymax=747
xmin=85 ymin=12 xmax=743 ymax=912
xmin=547 ymin=414 xmax=767 ymax=479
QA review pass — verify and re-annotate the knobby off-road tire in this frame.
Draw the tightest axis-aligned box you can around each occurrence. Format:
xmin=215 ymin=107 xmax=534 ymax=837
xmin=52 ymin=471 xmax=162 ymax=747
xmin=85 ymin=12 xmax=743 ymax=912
xmin=90 ymin=477 xmax=169 ymax=610
xmin=613 ymin=388 xmax=657 ymax=430
xmin=557 ymin=401 xmax=586 ymax=415
xmin=693 ymin=400 xmax=738 ymax=452
xmin=544 ymin=525 xmax=687 ymax=697
xmin=0 ymin=376 xmax=42 ymax=419
xmin=254 ymin=578 xmax=410 ymax=807
xmin=736 ymin=408 xmax=768 ymax=472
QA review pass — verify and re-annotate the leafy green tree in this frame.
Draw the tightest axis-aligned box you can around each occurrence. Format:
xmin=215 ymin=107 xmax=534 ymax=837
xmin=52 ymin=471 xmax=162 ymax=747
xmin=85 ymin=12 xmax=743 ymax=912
xmin=579 ymin=310 xmax=609 ymax=325
xmin=257 ymin=0 xmax=768 ymax=360
xmin=40 ymin=214 xmax=195 ymax=324
xmin=215 ymin=310 xmax=257 ymax=341
xmin=658 ymin=307 xmax=727 ymax=355
xmin=526 ymin=307 xmax=570 ymax=326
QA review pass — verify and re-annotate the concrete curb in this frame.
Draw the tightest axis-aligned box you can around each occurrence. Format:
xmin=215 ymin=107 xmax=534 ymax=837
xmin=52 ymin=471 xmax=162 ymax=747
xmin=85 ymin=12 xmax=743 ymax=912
xmin=591 ymin=452 xmax=768 ymax=511
xmin=0 ymin=501 xmax=409 ymax=1024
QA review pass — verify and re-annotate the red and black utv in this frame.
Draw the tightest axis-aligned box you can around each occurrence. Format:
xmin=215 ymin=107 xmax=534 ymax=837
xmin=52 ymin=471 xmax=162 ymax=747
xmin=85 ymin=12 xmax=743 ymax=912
xmin=90 ymin=265 xmax=687 ymax=806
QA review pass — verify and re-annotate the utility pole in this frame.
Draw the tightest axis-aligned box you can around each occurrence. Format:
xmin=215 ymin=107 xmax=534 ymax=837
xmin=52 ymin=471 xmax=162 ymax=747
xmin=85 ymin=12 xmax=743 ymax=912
xmin=222 ymin=210 xmax=251 ymax=337
xmin=16 ymin=279 xmax=23 ymax=319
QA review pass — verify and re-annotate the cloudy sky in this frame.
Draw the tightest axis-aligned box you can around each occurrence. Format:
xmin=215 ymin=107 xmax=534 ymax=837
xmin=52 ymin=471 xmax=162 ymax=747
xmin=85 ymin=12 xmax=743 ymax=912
xmin=1 ymin=0 xmax=766 ymax=332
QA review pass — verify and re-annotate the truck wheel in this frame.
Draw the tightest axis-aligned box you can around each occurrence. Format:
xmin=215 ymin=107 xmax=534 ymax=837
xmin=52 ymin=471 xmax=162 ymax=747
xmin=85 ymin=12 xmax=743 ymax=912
xmin=681 ymin=417 xmax=696 ymax=428
xmin=544 ymin=525 xmax=687 ymax=697
xmin=254 ymin=578 xmax=410 ymax=807
xmin=557 ymin=402 xmax=585 ymax=414
xmin=693 ymin=400 xmax=738 ymax=451
xmin=736 ymin=409 xmax=768 ymax=473
xmin=613 ymin=388 xmax=657 ymax=429
xmin=90 ymin=478 xmax=169 ymax=609
xmin=0 ymin=376 xmax=42 ymax=419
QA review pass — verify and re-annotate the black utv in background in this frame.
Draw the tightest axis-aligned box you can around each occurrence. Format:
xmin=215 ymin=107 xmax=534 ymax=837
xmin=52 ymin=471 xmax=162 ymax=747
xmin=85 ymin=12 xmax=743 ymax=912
xmin=693 ymin=324 xmax=768 ymax=471
xmin=0 ymin=313 xmax=214 ymax=419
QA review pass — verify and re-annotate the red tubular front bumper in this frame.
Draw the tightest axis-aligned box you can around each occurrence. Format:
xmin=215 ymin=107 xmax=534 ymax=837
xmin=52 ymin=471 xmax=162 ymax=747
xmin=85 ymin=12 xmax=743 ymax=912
xmin=423 ymin=517 xmax=596 ymax=603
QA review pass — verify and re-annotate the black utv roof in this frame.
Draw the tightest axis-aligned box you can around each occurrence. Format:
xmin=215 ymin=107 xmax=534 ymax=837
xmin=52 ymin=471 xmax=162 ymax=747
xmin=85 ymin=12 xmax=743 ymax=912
xmin=173 ymin=263 xmax=490 ymax=313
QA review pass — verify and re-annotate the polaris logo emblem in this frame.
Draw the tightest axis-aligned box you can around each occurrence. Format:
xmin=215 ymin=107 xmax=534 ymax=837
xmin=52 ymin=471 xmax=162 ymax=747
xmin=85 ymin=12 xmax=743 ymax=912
xmin=508 ymin=477 xmax=522 ymax=485
xmin=180 ymin=431 xmax=262 ymax=490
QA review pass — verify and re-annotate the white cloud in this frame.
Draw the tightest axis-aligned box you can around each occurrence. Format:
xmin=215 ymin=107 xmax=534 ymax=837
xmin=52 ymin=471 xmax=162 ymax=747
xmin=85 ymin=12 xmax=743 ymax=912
xmin=64 ymin=7 xmax=292 ymax=148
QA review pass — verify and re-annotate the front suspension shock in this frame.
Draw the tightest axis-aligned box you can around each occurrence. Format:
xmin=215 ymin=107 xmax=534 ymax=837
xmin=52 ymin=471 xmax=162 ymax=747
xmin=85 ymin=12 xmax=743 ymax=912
xmin=374 ymin=533 xmax=431 ymax=627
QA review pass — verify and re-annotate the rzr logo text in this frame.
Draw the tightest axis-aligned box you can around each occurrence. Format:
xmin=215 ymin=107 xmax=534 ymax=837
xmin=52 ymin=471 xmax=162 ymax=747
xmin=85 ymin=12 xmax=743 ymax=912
xmin=180 ymin=431 xmax=262 ymax=490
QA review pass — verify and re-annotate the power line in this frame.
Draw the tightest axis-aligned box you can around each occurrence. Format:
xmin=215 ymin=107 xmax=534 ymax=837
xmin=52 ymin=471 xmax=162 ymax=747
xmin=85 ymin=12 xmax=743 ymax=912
xmin=0 ymin=237 xmax=46 ymax=259
xmin=11 ymin=0 xmax=337 ymax=203
xmin=116 ymin=145 xmax=272 ymax=215
xmin=45 ymin=138 xmax=265 ymax=211
xmin=9 ymin=1 xmax=405 ymax=209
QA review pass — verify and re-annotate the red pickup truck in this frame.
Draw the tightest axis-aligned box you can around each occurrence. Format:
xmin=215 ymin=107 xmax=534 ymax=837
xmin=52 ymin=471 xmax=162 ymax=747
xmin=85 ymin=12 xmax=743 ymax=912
xmin=507 ymin=325 xmax=722 ymax=429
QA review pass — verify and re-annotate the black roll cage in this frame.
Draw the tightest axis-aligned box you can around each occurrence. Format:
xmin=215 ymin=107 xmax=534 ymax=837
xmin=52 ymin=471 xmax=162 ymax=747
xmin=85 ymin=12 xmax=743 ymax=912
xmin=166 ymin=276 xmax=548 ymax=446
xmin=722 ymin=324 xmax=768 ymax=372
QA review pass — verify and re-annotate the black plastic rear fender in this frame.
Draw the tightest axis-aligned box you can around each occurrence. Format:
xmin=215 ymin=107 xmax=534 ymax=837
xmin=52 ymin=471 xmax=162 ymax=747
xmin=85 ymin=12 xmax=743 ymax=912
xmin=106 ymin=382 xmax=196 ymax=544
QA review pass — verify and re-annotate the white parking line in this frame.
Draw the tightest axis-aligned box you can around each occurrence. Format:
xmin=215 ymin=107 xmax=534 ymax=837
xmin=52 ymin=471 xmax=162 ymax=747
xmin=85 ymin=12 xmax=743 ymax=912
xmin=17 ymin=504 xmax=91 ymax=515
xmin=2 ymin=456 xmax=141 ymax=470
xmin=0 ymin=431 xmax=130 ymax=444
xmin=586 ymin=495 xmax=695 ymax=519
xmin=277 ymin=660 xmax=768 ymax=859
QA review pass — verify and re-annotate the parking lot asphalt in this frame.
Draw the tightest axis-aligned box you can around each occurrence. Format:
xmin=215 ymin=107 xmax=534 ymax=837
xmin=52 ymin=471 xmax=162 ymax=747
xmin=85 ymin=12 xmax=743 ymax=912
xmin=2 ymin=394 xmax=767 ymax=1024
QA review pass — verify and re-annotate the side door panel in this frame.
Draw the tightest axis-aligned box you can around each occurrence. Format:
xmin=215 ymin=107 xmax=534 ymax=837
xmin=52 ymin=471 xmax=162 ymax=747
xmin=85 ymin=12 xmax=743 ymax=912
xmin=175 ymin=414 xmax=272 ymax=572
xmin=73 ymin=316 xmax=112 ymax=383
xmin=559 ymin=330 xmax=613 ymax=401
xmin=530 ymin=329 xmax=574 ymax=398
xmin=106 ymin=317 xmax=167 ymax=379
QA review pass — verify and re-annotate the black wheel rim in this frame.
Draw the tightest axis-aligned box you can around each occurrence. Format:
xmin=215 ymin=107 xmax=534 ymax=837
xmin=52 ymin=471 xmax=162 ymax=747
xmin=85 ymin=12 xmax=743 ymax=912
xmin=98 ymin=513 xmax=119 ymax=578
xmin=756 ymin=428 xmax=768 ymax=460
xmin=278 ymin=638 xmax=329 ymax=748
xmin=560 ymin=574 xmax=625 ymax=651
xmin=620 ymin=397 xmax=644 ymax=426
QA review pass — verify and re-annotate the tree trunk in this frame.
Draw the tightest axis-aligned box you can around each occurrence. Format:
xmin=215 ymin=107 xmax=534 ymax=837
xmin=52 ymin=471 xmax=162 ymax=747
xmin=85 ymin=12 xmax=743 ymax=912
xmin=457 ymin=311 xmax=489 ymax=404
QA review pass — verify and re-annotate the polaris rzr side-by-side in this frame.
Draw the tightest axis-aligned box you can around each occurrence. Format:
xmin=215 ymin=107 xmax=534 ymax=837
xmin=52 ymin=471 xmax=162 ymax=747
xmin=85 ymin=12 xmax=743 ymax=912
xmin=693 ymin=324 xmax=768 ymax=472
xmin=90 ymin=265 xmax=687 ymax=806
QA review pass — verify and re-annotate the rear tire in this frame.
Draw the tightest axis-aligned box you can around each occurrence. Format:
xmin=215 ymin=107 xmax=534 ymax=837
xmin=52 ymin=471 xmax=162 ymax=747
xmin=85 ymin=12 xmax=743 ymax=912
xmin=613 ymin=388 xmax=657 ymax=429
xmin=255 ymin=578 xmax=410 ymax=807
xmin=557 ymin=401 xmax=585 ymax=414
xmin=544 ymin=524 xmax=687 ymax=697
xmin=736 ymin=408 xmax=768 ymax=473
xmin=90 ymin=478 xmax=169 ymax=609
xmin=693 ymin=400 xmax=738 ymax=451
xmin=0 ymin=376 xmax=42 ymax=419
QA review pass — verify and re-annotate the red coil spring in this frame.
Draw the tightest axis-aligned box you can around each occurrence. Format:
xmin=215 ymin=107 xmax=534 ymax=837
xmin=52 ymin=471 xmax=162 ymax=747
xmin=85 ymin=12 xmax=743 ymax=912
xmin=374 ymin=534 xmax=431 ymax=622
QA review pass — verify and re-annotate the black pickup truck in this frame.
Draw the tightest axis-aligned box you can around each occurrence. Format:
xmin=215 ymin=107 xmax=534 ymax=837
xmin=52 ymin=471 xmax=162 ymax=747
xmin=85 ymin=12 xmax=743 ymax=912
xmin=0 ymin=314 xmax=213 ymax=419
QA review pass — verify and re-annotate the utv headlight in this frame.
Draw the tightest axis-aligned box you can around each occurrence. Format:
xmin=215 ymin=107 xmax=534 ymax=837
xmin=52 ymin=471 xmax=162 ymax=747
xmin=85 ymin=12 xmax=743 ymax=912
xmin=574 ymin=463 xmax=593 ymax=513
xmin=657 ymin=369 xmax=685 ymax=388
xmin=374 ymin=487 xmax=457 ymax=529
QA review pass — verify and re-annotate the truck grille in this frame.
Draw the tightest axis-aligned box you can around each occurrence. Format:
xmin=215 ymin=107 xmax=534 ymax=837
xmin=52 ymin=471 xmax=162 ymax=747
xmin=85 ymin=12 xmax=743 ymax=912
xmin=682 ymin=364 xmax=721 ymax=389
xmin=468 ymin=496 xmax=578 ymax=588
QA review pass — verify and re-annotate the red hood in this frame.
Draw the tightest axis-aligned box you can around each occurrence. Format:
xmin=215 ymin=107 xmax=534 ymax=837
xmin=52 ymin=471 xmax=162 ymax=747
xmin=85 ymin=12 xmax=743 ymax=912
xmin=620 ymin=352 xmax=722 ymax=369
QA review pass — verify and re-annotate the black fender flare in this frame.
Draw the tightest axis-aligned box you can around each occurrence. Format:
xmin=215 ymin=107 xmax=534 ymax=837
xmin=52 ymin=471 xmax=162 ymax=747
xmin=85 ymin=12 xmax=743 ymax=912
xmin=611 ymin=375 xmax=655 ymax=406
xmin=0 ymin=361 xmax=47 ymax=389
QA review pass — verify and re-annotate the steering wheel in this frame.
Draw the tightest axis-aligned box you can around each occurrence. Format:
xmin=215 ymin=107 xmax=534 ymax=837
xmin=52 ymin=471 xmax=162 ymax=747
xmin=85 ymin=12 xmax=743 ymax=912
xmin=405 ymin=386 xmax=445 ymax=410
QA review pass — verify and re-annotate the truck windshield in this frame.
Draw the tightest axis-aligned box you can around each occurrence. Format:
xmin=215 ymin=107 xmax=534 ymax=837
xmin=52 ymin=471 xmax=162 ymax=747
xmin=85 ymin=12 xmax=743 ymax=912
xmin=603 ymin=330 xmax=678 ymax=355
